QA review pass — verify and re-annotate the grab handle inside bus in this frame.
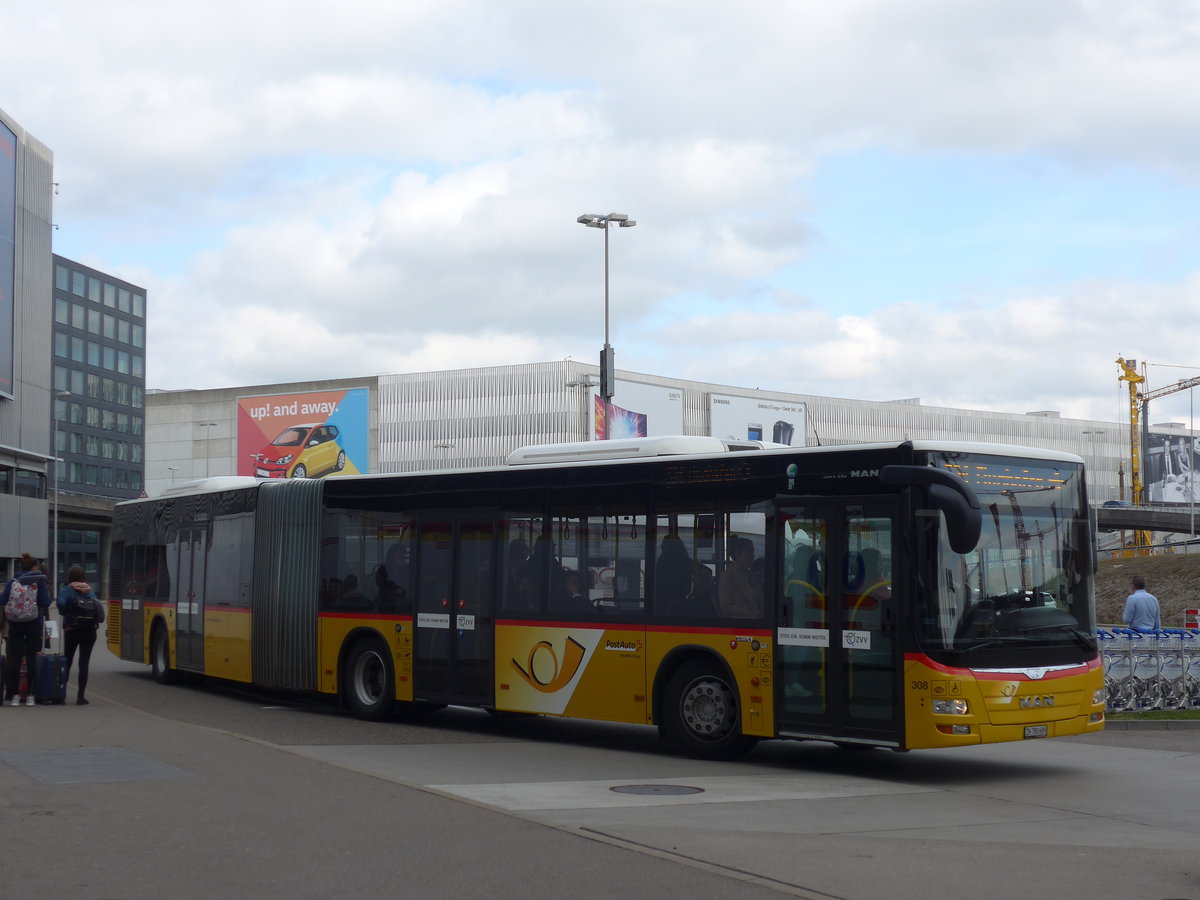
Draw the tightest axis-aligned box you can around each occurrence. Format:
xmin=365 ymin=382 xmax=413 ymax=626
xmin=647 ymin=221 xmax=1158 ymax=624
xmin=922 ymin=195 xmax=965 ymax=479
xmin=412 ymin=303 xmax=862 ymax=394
xmin=880 ymin=465 xmax=982 ymax=555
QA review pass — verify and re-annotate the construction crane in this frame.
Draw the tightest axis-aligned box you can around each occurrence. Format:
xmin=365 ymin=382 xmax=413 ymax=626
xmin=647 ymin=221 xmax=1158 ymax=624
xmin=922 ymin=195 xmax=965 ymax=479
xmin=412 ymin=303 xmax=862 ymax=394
xmin=1115 ymin=357 xmax=1200 ymax=552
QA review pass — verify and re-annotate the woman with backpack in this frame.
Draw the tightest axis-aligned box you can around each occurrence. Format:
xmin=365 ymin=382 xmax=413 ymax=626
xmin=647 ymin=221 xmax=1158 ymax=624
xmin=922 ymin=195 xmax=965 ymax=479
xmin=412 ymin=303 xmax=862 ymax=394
xmin=2 ymin=553 xmax=52 ymax=706
xmin=57 ymin=565 xmax=104 ymax=705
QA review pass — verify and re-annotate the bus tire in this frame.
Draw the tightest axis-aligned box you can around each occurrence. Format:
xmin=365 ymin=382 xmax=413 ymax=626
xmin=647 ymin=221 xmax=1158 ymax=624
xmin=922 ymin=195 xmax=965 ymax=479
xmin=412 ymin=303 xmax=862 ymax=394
xmin=344 ymin=638 xmax=394 ymax=721
xmin=663 ymin=659 xmax=757 ymax=760
xmin=151 ymin=623 xmax=176 ymax=685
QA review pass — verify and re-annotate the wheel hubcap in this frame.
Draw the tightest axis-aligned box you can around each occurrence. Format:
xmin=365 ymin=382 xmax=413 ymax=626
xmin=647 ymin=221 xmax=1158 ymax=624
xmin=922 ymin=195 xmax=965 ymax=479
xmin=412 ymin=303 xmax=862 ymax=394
xmin=353 ymin=651 xmax=385 ymax=705
xmin=681 ymin=677 xmax=735 ymax=740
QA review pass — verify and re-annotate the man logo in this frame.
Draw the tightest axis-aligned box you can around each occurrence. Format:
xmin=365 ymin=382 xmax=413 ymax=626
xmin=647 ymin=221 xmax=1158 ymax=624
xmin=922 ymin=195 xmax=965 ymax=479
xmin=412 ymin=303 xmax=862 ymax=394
xmin=511 ymin=636 xmax=587 ymax=693
xmin=1019 ymin=695 xmax=1055 ymax=709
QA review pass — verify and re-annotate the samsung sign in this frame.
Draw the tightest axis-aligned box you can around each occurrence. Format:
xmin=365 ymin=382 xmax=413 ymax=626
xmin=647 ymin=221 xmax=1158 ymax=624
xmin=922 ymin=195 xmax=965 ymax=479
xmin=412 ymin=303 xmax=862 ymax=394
xmin=0 ymin=118 xmax=16 ymax=397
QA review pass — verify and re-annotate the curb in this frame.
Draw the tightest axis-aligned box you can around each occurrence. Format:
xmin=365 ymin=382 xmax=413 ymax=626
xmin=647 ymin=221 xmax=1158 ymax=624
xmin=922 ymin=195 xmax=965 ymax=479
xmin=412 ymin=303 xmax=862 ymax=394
xmin=1101 ymin=718 xmax=1200 ymax=730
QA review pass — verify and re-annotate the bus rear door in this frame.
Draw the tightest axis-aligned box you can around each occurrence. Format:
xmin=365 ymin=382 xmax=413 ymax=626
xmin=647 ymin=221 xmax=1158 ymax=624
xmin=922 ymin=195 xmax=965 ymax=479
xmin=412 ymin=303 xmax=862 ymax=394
xmin=413 ymin=514 xmax=496 ymax=706
xmin=775 ymin=501 xmax=901 ymax=747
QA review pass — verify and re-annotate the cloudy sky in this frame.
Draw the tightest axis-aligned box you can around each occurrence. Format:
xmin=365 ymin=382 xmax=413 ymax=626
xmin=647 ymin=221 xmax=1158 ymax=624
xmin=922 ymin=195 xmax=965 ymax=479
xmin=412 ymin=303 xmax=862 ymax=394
xmin=4 ymin=1 xmax=1200 ymax=425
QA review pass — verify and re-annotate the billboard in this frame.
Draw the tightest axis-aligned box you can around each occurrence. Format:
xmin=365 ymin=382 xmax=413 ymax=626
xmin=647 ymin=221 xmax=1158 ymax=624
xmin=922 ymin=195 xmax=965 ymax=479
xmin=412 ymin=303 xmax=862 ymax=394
xmin=237 ymin=387 xmax=369 ymax=479
xmin=709 ymin=394 xmax=806 ymax=446
xmin=0 ymin=119 xmax=16 ymax=397
xmin=589 ymin=380 xmax=684 ymax=440
xmin=1145 ymin=430 xmax=1199 ymax=505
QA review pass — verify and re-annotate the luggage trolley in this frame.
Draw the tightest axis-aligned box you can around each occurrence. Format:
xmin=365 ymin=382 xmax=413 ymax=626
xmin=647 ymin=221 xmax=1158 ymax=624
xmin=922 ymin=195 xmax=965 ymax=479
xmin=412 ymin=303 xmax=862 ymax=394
xmin=1156 ymin=629 xmax=1191 ymax=710
xmin=1128 ymin=629 xmax=1165 ymax=710
xmin=1102 ymin=629 xmax=1135 ymax=711
xmin=1186 ymin=629 xmax=1200 ymax=709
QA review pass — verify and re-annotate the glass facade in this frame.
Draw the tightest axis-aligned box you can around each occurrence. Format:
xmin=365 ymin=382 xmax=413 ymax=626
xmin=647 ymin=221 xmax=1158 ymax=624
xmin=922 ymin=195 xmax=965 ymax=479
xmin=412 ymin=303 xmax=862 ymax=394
xmin=52 ymin=255 xmax=146 ymax=500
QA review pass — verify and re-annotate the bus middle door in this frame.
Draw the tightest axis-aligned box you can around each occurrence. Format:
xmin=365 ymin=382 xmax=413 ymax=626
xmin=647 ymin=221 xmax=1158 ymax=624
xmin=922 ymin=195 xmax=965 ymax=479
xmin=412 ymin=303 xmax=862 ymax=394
xmin=174 ymin=526 xmax=207 ymax=673
xmin=413 ymin=514 xmax=496 ymax=707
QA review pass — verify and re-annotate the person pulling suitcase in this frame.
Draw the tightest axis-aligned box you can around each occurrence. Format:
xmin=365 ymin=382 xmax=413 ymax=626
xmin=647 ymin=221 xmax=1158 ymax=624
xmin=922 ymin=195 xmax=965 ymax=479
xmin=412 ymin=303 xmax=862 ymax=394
xmin=2 ymin=553 xmax=52 ymax=706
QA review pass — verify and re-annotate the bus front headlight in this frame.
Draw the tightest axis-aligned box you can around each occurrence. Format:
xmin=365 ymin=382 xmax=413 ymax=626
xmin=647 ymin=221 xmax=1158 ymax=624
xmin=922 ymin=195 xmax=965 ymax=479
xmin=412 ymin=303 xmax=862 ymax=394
xmin=1092 ymin=688 xmax=1106 ymax=706
xmin=933 ymin=699 xmax=969 ymax=715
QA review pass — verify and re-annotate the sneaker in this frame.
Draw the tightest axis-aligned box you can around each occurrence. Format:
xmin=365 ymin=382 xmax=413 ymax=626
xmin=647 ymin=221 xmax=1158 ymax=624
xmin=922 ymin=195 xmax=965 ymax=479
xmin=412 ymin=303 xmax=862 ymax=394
xmin=10 ymin=697 xmax=19 ymax=707
xmin=25 ymin=697 xmax=36 ymax=707
xmin=76 ymin=698 xmax=89 ymax=706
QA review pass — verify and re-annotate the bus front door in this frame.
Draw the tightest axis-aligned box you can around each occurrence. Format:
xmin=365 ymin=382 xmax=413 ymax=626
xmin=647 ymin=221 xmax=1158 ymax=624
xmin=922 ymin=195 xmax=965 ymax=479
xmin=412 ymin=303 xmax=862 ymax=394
xmin=413 ymin=516 xmax=496 ymax=707
xmin=173 ymin=526 xmax=206 ymax=673
xmin=776 ymin=502 xmax=901 ymax=747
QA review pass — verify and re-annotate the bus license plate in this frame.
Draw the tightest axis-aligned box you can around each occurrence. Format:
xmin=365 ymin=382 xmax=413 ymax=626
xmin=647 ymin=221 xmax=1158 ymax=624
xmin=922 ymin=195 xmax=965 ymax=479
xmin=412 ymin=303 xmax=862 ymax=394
xmin=1024 ymin=725 xmax=1048 ymax=739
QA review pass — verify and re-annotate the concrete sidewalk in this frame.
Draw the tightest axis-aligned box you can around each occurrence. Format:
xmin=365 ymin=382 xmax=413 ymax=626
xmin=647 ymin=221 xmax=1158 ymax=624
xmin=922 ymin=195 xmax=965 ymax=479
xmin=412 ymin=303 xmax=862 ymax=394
xmin=0 ymin=690 xmax=790 ymax=900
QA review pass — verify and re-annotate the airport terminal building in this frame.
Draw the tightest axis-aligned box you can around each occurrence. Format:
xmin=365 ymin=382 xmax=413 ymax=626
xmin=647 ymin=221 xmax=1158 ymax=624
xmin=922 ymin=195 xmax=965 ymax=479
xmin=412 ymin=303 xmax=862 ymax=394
xmin=144 ymin=359 xmax=1153 ymax=508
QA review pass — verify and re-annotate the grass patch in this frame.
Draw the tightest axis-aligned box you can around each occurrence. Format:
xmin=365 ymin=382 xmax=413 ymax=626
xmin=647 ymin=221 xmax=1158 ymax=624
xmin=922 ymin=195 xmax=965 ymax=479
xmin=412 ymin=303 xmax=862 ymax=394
xmin=1107 ymin=709 xmax=1200 ymax=720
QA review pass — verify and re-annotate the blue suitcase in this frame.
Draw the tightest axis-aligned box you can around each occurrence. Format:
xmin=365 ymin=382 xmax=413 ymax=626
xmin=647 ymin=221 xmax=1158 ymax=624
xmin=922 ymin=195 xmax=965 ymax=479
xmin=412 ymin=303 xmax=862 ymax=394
xmin=34 ymin=652 xmax=68 ymax=705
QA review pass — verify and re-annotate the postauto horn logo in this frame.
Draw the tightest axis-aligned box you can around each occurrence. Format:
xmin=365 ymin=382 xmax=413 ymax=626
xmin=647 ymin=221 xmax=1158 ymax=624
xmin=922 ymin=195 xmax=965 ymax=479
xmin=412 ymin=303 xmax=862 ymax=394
xmin=511 ymin=636 xmax=586 ymax=693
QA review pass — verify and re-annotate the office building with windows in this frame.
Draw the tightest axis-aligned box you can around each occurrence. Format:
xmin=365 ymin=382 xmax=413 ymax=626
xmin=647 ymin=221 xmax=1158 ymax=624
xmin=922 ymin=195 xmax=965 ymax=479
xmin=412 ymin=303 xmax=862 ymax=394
xmin=51 ymin=254 xmax=147 ymax=584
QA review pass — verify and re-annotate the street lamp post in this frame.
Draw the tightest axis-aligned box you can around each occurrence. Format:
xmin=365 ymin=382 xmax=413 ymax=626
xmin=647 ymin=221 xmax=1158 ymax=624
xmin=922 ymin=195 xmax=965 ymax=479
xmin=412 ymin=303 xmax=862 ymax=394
xmin=577 ymin=212 xmax=636 ymax=439
xmin=1082 ymin=429 xmax=1105 ymax=497
xmin=198 ymin=422 xmax=218 ymax=477
xmin=52 ymin=389 xmax=70 ymax=593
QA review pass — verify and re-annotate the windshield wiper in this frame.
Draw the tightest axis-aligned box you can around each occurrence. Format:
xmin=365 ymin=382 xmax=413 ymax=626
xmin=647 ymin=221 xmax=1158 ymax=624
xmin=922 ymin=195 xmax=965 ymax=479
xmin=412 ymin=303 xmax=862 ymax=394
xmin=955 ymin=638 xmax=1011 ymax=653
xmin=1018 ymin=622 xmax=1095 ymax=650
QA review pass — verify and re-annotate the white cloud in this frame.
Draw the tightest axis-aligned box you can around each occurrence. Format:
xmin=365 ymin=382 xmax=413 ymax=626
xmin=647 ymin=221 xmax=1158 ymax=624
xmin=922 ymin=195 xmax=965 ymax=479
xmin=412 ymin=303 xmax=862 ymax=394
xmin=4 ymin=0 xmax=1200 ymax=425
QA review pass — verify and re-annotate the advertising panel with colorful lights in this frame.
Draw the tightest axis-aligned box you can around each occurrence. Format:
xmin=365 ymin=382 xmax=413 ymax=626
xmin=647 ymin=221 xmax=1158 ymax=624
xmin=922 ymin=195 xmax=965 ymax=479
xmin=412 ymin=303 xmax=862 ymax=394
xmin=589 ymin=379 xmax=684 ymax=440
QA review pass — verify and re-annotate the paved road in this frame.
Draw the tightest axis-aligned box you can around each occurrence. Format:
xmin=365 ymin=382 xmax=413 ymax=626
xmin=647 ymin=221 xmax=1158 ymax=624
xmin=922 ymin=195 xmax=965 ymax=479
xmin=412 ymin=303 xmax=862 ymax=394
xmin=2 ymin=648 xmax=1198 ymax=900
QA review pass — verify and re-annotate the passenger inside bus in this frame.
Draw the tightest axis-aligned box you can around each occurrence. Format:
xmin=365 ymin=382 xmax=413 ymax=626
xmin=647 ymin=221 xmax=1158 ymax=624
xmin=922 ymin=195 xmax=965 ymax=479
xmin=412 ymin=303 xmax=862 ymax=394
xmin=503 ymin=538 xmax=531 ymax=611
xmin=718 ymin=537 xmax=764 ymax=618
xmin=556 ymin=569 xmax=592 ymax=614
xmin=373 ymin=564 xmax=407 ymax=612
xmin=690 ymin=562 xmax=716 ymax=615
xmin=654 ymin=533 xmax=693 ymax=616
xmin=338 ymin=573 xmax=374 ymax=612
xmin=529 ymin=532 xmax=565 ymax=612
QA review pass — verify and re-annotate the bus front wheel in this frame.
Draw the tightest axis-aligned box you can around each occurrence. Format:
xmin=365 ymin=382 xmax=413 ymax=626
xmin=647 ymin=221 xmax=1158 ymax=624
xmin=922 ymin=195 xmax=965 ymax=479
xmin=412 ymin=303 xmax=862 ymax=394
xmin=344 ymin=639 xmax=395 ymax=721
xmin=151 ymin=624 xmax=176 ymax=685
xmin=663 ymin=660 xmax=757 ymax=760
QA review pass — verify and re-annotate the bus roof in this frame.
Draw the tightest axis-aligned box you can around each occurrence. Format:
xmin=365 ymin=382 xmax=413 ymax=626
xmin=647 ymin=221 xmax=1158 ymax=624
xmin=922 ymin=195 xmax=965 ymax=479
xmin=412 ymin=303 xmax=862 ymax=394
xmin=149 ymin=476 xmax=261 ymax=499
xmin=505 ymin=437 xmax=1084 ymax=468
xmin=125 ymin=438 xmax=1084 ymax=505
xmin=504 ymin=435 xmax=789 ymax=465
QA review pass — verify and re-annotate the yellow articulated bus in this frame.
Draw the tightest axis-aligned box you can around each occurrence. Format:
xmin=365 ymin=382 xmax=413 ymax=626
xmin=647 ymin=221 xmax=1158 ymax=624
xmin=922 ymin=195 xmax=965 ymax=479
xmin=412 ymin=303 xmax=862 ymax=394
xmin=107 ymin=437 xmax=1104 ymax=758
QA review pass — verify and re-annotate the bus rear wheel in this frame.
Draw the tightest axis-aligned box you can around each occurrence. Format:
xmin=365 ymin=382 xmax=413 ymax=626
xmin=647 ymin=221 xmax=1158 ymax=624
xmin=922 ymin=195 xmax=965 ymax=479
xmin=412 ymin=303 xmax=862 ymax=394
xmin=663 ymin=660 xmax=757 ymax=760
xmin=344 ymin=638 xmax=394 ymax=721
xmin=151 ymin=624 xmax=176 ymax=685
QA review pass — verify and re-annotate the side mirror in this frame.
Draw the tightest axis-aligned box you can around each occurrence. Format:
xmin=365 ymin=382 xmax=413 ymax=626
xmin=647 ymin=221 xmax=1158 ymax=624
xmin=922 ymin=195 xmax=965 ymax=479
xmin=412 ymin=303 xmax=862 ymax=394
xmin=881 ymin=465 xmax=982 ymax=554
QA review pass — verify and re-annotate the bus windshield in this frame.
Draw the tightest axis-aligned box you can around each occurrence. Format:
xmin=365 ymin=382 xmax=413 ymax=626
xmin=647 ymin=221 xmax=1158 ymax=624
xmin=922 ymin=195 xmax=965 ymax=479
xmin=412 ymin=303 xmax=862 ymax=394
xmin=916 ymin=452 xmax=1095 ymax=668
